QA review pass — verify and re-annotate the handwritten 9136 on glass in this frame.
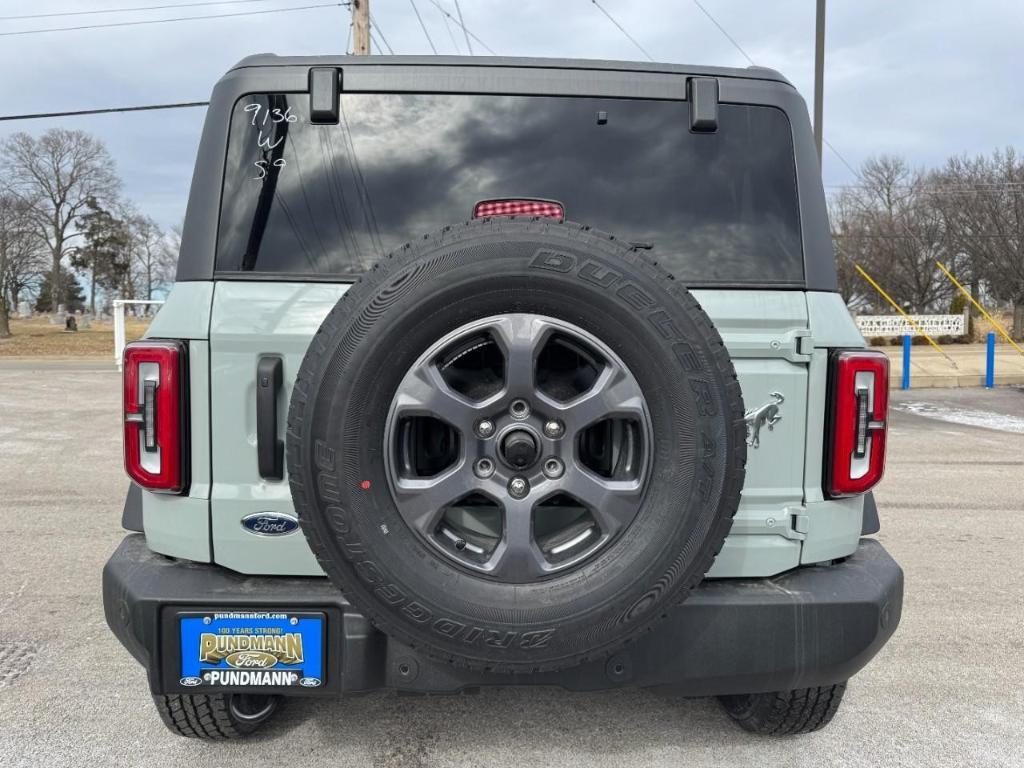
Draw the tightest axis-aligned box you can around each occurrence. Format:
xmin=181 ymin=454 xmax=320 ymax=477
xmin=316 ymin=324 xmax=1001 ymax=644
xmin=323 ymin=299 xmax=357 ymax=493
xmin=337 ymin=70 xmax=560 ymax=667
xmin=245 ymin=102 xmax=298 ymax=180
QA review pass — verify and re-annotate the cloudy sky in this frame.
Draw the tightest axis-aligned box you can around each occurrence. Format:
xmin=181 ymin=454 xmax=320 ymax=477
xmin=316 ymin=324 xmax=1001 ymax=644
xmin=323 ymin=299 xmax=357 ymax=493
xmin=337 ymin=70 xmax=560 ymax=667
xmin=1 ymin=0 xmax=1022 ymax=231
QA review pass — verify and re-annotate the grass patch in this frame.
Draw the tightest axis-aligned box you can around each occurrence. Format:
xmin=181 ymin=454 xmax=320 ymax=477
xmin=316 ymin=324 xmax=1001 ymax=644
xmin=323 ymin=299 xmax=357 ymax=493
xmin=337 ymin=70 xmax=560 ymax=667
xmin=0 ymin=316 xmax=150 ymax=358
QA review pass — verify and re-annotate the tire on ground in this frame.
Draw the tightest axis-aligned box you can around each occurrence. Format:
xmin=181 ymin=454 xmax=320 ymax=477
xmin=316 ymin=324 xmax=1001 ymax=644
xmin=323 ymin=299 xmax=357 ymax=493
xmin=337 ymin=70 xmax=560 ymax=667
xmin=288 ymin=218 xmax=746 ymax=673
xmin=718 ymin=683 xmax=848 ymax=735
xmin=153 ymin=693 xmax=281 ymax=739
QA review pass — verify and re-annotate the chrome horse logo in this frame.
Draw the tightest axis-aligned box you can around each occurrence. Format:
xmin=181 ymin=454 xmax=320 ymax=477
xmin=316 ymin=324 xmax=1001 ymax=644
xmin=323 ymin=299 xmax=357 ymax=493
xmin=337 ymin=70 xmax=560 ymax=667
xmin=744 ymin=392 xmax=784 ymax=449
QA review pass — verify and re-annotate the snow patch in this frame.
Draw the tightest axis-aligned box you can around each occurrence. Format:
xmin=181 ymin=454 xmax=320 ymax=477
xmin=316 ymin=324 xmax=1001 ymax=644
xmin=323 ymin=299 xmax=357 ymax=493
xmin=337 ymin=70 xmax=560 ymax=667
xmin=894 ymin=401 xmax=1024 ymax=434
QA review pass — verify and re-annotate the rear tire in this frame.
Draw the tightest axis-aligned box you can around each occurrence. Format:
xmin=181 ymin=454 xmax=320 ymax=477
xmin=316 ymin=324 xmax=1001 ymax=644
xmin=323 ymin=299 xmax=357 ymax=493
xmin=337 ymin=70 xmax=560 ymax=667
xmin=718 ymin=683 xmax=846 ymax=736
xmin=153 ymin=693 xmax=281 ymax=739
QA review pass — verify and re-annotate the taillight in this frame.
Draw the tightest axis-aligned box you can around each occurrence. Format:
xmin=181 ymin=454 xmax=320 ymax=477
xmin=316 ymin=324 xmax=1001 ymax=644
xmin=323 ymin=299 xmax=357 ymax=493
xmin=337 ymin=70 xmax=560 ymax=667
xmin=825 ymin=349 xmax=889 ymax=497
xmin=472 ymin=198 xmax=565 ymax=221
xmin=123 ymin=340 xmax=188 ymax=494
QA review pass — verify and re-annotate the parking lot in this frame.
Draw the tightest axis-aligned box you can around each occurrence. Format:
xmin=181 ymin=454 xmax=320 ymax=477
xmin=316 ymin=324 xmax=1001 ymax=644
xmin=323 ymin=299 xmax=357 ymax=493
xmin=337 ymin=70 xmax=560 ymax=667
xmin=1 ymin=362 xmax=1021 ymax=768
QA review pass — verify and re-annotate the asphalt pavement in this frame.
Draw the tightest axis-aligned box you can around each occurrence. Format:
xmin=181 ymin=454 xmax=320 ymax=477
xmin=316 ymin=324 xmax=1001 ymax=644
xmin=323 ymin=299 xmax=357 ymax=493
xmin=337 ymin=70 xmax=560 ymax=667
xmin=0 ymin=365 xmax=1022 ymax=767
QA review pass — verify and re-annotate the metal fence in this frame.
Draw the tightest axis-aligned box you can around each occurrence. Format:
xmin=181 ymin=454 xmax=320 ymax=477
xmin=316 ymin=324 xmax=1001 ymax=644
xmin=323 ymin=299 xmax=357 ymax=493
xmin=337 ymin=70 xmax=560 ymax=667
xmin=113 ymin=299 xmax=164 ymax=369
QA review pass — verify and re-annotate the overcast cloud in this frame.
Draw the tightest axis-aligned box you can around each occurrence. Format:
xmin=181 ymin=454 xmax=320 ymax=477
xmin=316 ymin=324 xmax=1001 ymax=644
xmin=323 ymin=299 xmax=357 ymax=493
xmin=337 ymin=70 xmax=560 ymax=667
xmin=1 ymin=0 xmax=1022 ymax=230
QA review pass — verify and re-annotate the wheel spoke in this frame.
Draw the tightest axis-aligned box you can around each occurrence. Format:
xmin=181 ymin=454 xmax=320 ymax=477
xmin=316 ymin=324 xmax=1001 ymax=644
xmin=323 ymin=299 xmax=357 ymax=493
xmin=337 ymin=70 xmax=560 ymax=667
xmin=386 ymin=312 xmax=652 ymax=581
xmin=393 ymin=363 xmax=486 ymax=436
xmin=482 ymin=498 xmax=549 ymax=581
xmin=559 ymin=470 xmax=644 ymax=537
xmin=488 ymin=315 xmax=549 ymax=397
xmin=393 ymin=463 xmax=478 ymax=537
xmin=551 ymin=364 xmax=646 ymax=436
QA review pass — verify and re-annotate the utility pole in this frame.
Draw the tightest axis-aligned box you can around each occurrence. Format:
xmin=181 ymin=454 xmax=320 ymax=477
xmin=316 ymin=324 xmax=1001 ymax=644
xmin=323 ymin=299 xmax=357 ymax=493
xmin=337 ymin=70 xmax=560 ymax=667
xmin=352 ymin=0 xmax=370 ymax=55
xmin=813 ymin=0 xmax=826 ymax=167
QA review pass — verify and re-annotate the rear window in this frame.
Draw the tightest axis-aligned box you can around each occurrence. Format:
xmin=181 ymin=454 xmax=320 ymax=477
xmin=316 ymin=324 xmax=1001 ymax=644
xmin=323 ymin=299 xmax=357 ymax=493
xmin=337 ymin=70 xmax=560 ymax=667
xmin=216 ymin=93 xmax=803 ymax=284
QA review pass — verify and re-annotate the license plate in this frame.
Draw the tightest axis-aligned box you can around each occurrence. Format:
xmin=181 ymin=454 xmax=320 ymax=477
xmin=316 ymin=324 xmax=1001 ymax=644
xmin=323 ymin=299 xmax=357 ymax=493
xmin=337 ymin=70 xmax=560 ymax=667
xmin=178 ymin=611 xmax=324 ymax=689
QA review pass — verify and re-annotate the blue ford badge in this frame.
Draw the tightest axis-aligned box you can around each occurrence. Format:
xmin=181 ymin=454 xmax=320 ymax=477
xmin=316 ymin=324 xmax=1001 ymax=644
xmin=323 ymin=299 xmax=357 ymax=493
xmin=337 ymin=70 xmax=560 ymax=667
xmin=241 ymin=512 xmax=299 ymax=537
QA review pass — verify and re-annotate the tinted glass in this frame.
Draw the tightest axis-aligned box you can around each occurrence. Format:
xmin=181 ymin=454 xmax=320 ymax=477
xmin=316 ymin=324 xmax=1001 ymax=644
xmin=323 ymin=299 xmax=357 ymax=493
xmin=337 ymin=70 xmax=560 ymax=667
xmin=217 ymin=94 xmax=803 ymax=283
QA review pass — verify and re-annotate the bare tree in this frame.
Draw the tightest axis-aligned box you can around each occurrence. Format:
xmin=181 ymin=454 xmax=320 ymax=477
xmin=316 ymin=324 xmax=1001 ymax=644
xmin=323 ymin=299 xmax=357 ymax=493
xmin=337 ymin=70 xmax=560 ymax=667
xmin=829 ymin=190 xmax=873 ymax=311
xmin=131 ymin=215 xmax=175 ymax=304
xmin=0 ymin=129 xmax=119 ymax=314
xmin=0 ymin=192 xmax=48 ymax=337
xmin=830 ymin=156 xmax=953 ymax=313
xmin=936 ymin=148 xmax=1024 ymax=339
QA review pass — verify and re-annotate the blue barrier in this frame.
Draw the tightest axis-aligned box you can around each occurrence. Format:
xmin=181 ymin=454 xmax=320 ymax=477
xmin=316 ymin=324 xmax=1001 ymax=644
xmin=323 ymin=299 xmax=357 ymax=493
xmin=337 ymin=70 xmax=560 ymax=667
xmin=986 ymin=332 xmax=995 ymax=388
xmin=902 ymin=335 xmax=912 ymax=390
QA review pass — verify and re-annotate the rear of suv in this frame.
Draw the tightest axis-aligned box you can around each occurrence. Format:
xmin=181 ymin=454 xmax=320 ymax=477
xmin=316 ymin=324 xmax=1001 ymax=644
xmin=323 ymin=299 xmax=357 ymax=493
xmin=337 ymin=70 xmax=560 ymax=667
xmin=103 ymin=55 xmax=903 ymax=740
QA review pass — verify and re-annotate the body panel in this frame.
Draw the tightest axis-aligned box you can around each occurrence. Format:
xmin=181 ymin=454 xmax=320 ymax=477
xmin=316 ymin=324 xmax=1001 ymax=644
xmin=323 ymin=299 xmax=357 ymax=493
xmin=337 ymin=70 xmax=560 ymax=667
xmin=696 ymin=290 xmax=808 ymax=577
xmin=145 ymin=281 xmax=213 ymax=340
xmin=208 ymin=281 xmax=348 ymax=574
xmin=140 ymin=291 xmax=212 ymax=560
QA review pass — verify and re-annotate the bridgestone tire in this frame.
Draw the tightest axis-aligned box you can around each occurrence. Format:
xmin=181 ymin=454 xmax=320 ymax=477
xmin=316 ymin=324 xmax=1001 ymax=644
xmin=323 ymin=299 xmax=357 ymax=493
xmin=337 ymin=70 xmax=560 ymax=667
xmin=718 ymin=683 xmax=847 ymax=736
xmin=153 ymin=693 xmax=281 ymax=739
xmin=288 ymin=218 xmax=746 ymax=673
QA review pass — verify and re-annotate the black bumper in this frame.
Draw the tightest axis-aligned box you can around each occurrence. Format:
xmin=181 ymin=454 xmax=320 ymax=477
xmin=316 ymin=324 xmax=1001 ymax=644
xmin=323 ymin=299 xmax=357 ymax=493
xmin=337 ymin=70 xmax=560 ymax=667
xmin=103 ymin=534 xmax=903 ymax=697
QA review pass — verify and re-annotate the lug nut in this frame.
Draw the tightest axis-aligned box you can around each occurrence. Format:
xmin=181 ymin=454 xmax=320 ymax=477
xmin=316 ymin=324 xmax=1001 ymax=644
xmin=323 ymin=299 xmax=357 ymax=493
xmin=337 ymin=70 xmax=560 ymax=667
xmin=542 ymin=457 xmax=565 ymax=479
xmin=475 ymin=419 xmax=495 ymax=438
xmin=508 ymin=477 xmax=529 ymax=498
xmin=509 ymin=399 xmax=530 ymax=420
xmin=543 ymin=420 xmax=564 ymax=439
xmin=474 ymin=457 xmax=495 ymax=478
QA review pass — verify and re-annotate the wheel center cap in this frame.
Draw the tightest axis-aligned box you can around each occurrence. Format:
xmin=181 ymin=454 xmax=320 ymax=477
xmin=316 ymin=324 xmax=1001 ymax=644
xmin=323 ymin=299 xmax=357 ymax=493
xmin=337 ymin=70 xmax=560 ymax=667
xmin=501 ymin=429 xmax=539 ymax=469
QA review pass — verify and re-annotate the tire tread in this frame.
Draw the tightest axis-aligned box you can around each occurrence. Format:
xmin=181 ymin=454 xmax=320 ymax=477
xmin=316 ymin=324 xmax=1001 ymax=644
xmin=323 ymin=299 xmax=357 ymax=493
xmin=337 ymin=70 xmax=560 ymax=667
xmin=719 ymin=683 xmax=847 ymax=736
xmin=152 ymin=693 xmax=277 ymax=740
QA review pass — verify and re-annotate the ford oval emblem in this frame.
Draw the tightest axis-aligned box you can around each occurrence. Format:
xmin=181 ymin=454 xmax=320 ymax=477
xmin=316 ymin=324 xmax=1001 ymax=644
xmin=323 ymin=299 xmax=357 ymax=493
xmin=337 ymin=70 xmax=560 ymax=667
xmin=241 ymin=512 xmax=299 ymax=537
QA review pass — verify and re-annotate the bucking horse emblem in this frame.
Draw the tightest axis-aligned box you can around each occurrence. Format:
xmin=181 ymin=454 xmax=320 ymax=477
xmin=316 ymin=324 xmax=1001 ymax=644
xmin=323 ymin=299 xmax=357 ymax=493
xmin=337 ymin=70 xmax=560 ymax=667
xmin=744 ymin=392 xmax=784 ymax=449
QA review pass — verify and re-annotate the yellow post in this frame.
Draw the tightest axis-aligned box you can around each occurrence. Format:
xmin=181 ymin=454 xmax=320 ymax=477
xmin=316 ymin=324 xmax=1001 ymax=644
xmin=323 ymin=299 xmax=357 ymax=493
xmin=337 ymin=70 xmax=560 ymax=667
xmin=854 ymin=263 xmax=958 ymax=367
xmin=935 ymin=261 xmax=1024 ymax=357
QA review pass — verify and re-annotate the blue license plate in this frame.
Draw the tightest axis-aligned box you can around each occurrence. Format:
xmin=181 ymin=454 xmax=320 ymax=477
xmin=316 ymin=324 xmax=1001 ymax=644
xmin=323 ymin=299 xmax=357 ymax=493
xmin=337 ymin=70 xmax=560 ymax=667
xmin=178 ymin=611 xmax=324 ymax=689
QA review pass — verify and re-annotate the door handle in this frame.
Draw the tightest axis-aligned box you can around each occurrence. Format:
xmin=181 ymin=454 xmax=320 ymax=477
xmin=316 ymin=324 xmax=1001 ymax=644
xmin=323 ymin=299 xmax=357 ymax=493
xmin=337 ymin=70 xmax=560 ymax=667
xmin=256 ymin=356 xmax=284 ymax=480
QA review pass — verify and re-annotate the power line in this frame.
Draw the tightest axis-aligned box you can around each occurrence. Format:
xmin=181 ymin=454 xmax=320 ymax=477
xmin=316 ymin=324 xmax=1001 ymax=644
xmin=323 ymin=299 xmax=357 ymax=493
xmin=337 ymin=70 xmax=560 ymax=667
xmin=0 ymin=101 xmax=209 ymax=122
xmin=0 ymin=0 xmax=280 ymax=21
xmin=589 ymin=0 xmax=653 ymax=62
xmin=685 ymin=0 xmax=865 ymax=187
xmin=369 ymin=12 xmax=394 ymax=54
xmin=439 ymin=6 xmax=461 ymax=53
xmin=369 ymin=28 xmax=386 ymax=55
xmin=408 ymin=0 xmax=437 ymax=54
xmin=691 ymin=0 xmax=754 ymax=65
xmin=425 ymin=0 xmax=495 ymax=55
xmin=834 ymin=232 xmax=1022 ymax=241
xmin=826 ymin=182 xmax=1024 ymax=191
xmin=824 ymin=139 xmax=861 ymax=179
xmin=0 ymin=2 xmax=345 ymax=37
xmin=453 ymin=0 xmax=472 ymax=55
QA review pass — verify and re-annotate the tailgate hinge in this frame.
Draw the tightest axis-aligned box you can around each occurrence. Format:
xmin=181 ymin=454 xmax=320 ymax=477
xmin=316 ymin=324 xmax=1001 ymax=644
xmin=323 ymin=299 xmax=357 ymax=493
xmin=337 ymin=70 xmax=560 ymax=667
xmin=796 ymin=331 xmax=815 ymax=357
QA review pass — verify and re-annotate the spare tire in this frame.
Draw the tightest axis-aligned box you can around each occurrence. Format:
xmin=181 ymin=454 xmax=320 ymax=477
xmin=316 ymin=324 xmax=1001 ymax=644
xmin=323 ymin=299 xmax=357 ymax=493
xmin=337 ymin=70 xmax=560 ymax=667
xmin=287 ymin=218 xmax=745 ymax=673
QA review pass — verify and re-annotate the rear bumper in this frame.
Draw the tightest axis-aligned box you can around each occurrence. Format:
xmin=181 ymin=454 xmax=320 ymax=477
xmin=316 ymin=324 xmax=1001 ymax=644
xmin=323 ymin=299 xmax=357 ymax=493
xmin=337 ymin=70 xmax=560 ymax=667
xmin=103 ymin=534 xmax=902 ymax=697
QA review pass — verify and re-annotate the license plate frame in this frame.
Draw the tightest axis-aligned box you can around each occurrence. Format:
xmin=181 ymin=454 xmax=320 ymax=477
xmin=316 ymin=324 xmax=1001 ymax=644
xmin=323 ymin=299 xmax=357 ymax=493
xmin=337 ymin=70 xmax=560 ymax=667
xmin=172 ymin=610 xmax=328 ymax=693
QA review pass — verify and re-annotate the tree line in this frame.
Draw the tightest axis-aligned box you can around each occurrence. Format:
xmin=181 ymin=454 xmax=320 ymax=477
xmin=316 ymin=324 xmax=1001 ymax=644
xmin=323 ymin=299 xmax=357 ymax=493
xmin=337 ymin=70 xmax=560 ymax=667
xmin=0 ymin=128 xmax=178 ymax=338
xmin=831 ymin=149 xmax=1024 ymax=339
